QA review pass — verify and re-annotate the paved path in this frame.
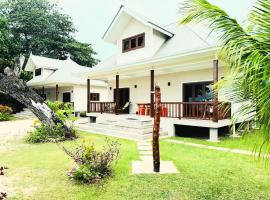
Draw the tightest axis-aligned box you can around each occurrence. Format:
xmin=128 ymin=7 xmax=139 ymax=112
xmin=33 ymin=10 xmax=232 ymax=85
xmin=0 ymin=119 xmax=34 ymax=141
xmin=165 ymin=139 xmax=269 ymax=158
xmin=0 ymin=119 xmax=34 ymax=152
xmin=132 ymin=140 xmax=179 ymax=174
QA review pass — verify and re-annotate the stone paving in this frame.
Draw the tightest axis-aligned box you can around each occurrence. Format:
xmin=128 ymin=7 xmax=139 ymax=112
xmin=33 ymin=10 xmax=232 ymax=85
xmin=165 ymin=139 xmax=270 ymax=158
xmin=132 ymin=140 xmax=179 ymax=174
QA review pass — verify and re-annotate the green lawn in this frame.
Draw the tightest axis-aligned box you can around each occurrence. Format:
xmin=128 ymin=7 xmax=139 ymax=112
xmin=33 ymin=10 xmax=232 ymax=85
xmin=1 ymin=131 xmax=270 ymax=200
xmin=169 ymin=131 xmax=268 ymax=153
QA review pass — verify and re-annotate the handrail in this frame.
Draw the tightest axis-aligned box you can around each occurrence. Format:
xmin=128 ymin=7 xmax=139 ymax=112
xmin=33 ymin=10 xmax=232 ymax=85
xmin=89 ymin=102 xmax=116 ymax=114
xmin=137 ymin=101 xmax=231 ymax=120
xmin=89 ymin=101 xmax=231 ymax=121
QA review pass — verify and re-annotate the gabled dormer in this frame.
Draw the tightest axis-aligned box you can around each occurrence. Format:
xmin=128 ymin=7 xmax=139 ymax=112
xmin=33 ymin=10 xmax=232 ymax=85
xmin=25 ymin=54 xmax=57 ymax=80
xmin=103 ymin=5 xmax=174 ymax=65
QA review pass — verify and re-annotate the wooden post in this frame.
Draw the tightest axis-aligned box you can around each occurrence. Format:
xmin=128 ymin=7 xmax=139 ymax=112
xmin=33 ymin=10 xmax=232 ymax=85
xmin=150 ymin=70 xmax=154 ymax=117
xmin=55 ymin=84 xmax=59 ymax=101
xmin=153 ymin=84 xmax=161 ymax=172
xmin=212 ymin=60 xmax=219 ymax=122
xmin=87 ymin=79 xmax=90 ymax=113
xmin=115 ymin=75 xmax=119 ymax=115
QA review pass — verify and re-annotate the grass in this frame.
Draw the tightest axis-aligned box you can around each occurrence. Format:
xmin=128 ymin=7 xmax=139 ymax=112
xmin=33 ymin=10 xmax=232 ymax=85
xmin=1 ymin=131 xmax=270 ymax=199
xmin=169 ymin=131 xmax=268 ymax=153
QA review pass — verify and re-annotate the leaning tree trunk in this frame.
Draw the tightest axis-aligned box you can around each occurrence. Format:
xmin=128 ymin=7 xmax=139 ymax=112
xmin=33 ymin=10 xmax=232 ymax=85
xmin=0 ymin=56 xmax=72 ymax=136
xmin=152 ymin=84 xmax=161 ymax=173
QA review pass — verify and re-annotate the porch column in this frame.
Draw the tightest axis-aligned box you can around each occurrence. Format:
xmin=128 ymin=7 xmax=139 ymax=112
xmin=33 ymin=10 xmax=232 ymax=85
xmin=150 ymin=70 xmax=154 ymax=117
xmin=209 ymin=128 xmax=219 ymax=142
xmin=115 ymin=75 xmax=120 ymax=115
xmin=87 ymin=79 xmax=90 ymax=113
xmin=212 ymin=60 xmax=219 ymax=122
xmin=55 ymin=84 xmax=59 ymax=101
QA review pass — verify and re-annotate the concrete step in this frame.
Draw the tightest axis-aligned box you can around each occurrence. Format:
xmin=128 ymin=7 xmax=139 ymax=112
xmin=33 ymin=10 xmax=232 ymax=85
xmin=91 ymin=123 xmax=153 ymax=135
xmin=79 ymin=125 xmax=153 ymax=141
xmin=96 ymin=119 xmax=153 ymax=129
xmin=79 ymin=123 xmax=168 ymax=140
xmin=14 ymin=109 xmax=36 ymax=119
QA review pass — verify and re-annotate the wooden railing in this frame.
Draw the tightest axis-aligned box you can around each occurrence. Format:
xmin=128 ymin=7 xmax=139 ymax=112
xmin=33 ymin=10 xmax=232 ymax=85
xmin=138 ymin=102 xmax=231 ymax=121
xmin=88 ymin=101 xmax=231 ymax=121
xmin=89 ymin=102 xmax=116 ymax=114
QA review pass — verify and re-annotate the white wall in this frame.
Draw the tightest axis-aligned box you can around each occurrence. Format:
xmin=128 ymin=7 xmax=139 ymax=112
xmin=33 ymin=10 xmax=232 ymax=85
xmin=39 ymin=85 xmax=108 ymax=112
xmin=32 ymin=67 xmax=54 ymax=79
xmin=41 ymin=86 xmax=74 ymax=103
xmin=107 ymin=67 xmax=225 ymax=114
xmin=73 ymin=85 xmax=108 ymax=112
xmin=116 ymin=18 xmax=166 ymax=65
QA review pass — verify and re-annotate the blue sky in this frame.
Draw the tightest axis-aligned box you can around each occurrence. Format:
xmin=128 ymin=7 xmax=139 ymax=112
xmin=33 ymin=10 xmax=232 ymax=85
xmin=54 ymin=0 xmax=255 ymax=60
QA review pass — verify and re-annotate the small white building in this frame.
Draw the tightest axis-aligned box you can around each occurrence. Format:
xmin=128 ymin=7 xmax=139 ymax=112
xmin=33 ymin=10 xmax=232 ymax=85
xmin=81 ymin=5 xmax=248 ymax=141
xmin=25 ymin=54 xmax=108 ymax=112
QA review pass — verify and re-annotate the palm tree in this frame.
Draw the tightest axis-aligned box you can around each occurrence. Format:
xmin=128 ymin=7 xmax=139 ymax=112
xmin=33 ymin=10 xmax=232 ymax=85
xmin=180 ymin=0 xmax=270 ymax=153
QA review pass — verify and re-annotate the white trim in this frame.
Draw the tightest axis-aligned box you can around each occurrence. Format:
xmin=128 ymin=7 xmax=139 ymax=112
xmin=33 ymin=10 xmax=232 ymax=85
xmin=85 ymin=47 xmax=218 ymax=79
xmin=102 ymin=5 xmax=173 ymax=43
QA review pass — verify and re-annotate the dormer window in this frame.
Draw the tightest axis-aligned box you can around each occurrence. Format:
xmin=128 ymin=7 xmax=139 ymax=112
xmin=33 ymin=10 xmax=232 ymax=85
xmin=122 ymin=33 xmax=145 ymax=53
xmin=35 ymin=68 xmax=42 ymax=76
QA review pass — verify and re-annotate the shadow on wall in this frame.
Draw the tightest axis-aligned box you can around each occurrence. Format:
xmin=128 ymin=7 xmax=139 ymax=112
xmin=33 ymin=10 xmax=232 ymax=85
xmin=174 ymin=125 xmax=230 ymax=139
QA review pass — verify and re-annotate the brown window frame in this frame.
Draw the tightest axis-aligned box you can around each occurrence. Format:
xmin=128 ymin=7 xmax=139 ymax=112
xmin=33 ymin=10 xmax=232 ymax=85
xmin=90 ymin=93 xmax=100 ymax=101
xmin=122 ymin=33 xmax=145 ymax=53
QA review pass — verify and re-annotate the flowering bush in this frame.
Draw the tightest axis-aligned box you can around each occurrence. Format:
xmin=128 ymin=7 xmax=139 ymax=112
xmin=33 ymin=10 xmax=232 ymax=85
xmin=62 ymin=139 xmax=120 ymax=184
xmin=0 ymin=105 xmax=12 ymax=121
xmin=0 ymin=105 xmax=12 ymax=114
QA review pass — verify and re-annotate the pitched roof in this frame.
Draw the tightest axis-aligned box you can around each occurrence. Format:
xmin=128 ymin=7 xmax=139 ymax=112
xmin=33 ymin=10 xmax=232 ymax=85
xmin=103 ymin=5 xmax=174 ymax=44
xmin=26 ymin=54 xmax=106 ymax=87
xmin=94 ymin=22 xmax=218 ymax=72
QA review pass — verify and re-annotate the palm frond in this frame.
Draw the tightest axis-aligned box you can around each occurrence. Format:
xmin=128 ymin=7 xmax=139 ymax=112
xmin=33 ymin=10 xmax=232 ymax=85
xmin=180 ymin=0 xmax=270 ymax=156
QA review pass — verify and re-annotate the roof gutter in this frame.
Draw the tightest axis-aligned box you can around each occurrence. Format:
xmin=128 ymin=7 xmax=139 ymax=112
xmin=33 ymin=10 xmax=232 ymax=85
xmin=86 ymin=46 xmax=219 ymax=76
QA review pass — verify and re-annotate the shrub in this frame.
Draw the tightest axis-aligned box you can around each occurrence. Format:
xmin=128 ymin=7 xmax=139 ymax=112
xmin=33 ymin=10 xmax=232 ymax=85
xmin=0 ymin=105 xmax=12 ymax=121
xmin=26 ymin=123 xmax=77 ymax=143
xmin=26 ymin=101 xmax=78 ymax=143
xmin=46 ymin=101 xmax=74 ymax=122
xmin=79 ymin=111 xmax=87 ymax=118
xmin=62 ymin=139 xmax=120 ymax=184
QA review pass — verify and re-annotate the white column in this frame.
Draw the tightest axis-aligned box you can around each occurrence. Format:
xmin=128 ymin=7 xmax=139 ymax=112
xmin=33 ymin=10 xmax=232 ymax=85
xmin=209 ymin=128 xmax=219 ymax=142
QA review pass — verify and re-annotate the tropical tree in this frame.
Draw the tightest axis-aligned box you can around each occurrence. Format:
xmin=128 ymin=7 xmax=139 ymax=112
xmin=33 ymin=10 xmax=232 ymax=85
xmin=0 ymin=0 xmax=98 ymax=72
xmin=0 ymin=17 xmax=19 ymax=73
xmin=180 ymin=0 xmax=270 ymax=152
xmin=0 ymin=0 xmax=98 ymax=136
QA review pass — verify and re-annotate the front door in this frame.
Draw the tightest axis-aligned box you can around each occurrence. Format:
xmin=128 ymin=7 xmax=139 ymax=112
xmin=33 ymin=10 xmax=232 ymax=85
xmin=114 ymin=88 xmax=130 ymax=114
xmin=183 ymin=82 xmax=214 ymax=117
xmin=63 ymin=92 xmax=71 ymax=103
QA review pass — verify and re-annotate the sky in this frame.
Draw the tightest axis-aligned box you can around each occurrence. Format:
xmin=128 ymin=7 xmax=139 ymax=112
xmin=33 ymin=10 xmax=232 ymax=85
xmin=53 ymin=0 xmax=255 ymax=60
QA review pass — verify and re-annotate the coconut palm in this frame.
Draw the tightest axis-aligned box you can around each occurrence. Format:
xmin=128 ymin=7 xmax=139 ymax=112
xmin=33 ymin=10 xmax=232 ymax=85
xmin=180 ymin=0 xmax=270 ymax=153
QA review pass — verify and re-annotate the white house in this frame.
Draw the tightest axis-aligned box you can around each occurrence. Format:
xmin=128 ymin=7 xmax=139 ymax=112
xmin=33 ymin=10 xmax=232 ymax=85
xmin=25 ymin=54 xmax=108 ymax=112
xmin=82 ymin=5 xmax=246 ymax=141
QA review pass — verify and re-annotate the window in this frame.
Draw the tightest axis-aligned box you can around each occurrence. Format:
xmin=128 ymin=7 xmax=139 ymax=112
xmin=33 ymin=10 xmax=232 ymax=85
xmin=35 ymin=68 xmax=42 ymax=76
xmin=90 ymin=93 xmax=100 ymax=101
xmin=122 ymin=33 xmax=145 ymax=53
